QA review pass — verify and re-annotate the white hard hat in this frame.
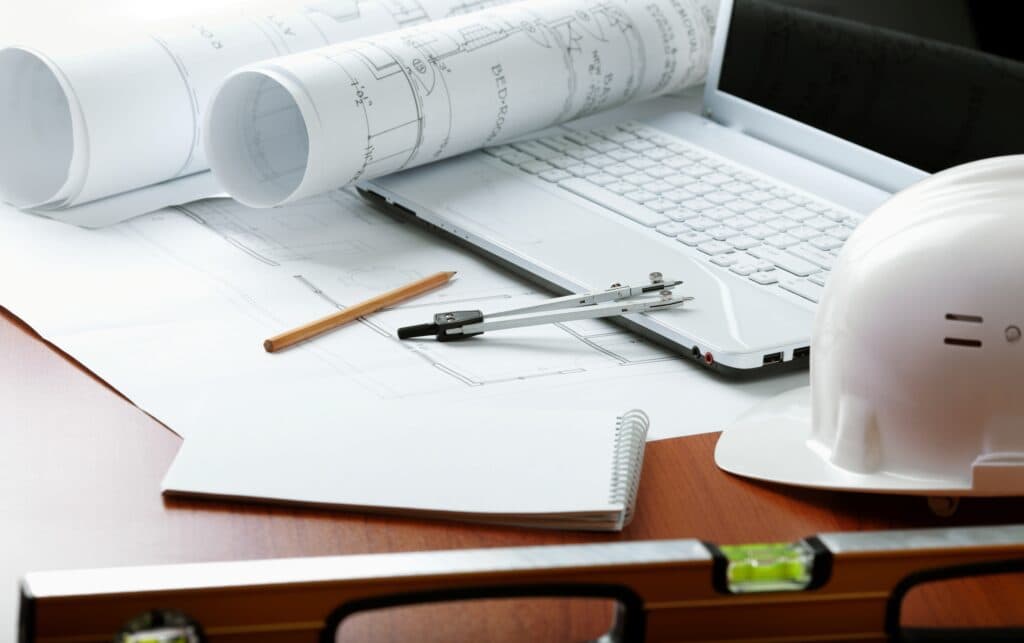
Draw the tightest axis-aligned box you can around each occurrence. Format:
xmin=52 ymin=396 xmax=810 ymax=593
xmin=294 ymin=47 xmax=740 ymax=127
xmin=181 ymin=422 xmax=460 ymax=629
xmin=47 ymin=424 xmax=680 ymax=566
xmin=716 ymin=156 xmax=1024 ymax=496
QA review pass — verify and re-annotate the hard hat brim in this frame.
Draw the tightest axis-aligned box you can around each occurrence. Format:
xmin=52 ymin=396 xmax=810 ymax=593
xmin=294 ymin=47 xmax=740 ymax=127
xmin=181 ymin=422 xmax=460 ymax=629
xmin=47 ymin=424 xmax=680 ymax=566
xmin=715 ymin=386 xmax=971 ymax=495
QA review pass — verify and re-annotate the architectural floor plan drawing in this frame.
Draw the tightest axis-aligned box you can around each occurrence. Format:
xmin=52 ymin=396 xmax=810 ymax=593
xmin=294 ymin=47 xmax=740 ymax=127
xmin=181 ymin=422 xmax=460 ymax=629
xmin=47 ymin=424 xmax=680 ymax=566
xmin=0 ymin=189 xmax=805 ymax=441
xmin=172 ymin=192 xmax=690 ymax=398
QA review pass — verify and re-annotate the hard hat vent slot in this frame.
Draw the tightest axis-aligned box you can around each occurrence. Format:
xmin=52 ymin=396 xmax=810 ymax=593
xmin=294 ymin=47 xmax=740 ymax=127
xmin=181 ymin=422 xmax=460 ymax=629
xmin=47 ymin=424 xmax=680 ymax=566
xmin=944 ymin=337 xmax=982 ymax=348
xmin=945 ymin=313 xmax=983 ymax=323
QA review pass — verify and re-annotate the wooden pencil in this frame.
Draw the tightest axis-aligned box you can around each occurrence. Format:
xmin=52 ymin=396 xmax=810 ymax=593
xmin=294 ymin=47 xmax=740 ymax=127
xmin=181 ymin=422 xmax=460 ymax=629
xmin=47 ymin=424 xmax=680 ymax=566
xmin=263 ymin=271 xmax=457 ymax=353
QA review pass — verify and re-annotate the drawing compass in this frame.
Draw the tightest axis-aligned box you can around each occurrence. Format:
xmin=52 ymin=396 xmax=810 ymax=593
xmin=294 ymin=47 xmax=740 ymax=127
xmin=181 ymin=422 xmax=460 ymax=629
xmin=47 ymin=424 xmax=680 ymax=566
xmin=397 ymin=272 xmax=692 ymax=341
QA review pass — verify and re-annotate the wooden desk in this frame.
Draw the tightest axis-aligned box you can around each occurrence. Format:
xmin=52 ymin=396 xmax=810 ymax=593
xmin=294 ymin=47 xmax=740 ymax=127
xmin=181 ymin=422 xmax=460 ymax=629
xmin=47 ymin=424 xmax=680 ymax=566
xmin=3 ymin=305 xmax=1023 ymax=640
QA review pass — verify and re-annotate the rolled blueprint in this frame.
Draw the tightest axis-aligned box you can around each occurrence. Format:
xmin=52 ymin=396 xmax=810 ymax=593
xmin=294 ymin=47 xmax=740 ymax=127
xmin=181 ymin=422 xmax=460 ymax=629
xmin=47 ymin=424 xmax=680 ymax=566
xmin=205 ymin=0 xmax=718 ymax=208
xmin=0 ymin=0 xmax=511 ymax=227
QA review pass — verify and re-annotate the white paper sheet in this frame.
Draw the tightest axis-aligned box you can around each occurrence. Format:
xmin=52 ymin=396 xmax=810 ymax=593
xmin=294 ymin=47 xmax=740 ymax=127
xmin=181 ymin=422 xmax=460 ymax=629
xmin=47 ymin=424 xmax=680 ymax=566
xmin=0 ymin=191 xmax=805 ymax=444
xmin=0 ymin=0 xmax=512 ymax=226
xmin=205 ymin=0 xmax=718 ymax=206
xmin=163 ymin=401 xmax=647 ymax=530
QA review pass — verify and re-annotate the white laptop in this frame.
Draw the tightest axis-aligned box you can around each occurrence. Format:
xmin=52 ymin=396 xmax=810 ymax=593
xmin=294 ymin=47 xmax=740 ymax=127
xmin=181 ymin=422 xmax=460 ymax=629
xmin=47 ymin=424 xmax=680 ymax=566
xmin=363 ymin=0 xmax=1022 ymax=374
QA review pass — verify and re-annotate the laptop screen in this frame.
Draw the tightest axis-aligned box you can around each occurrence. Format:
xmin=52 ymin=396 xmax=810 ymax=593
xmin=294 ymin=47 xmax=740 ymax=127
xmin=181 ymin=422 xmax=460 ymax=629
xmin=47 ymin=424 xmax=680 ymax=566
xmin=717 ymin=1 xmax=1024 ymax=173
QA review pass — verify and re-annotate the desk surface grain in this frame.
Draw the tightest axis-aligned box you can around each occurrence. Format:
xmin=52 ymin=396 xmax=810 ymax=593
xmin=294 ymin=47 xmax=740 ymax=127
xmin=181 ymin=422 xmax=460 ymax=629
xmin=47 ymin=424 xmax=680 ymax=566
xmin=3 ymin=306 xmax=1023 ymax=639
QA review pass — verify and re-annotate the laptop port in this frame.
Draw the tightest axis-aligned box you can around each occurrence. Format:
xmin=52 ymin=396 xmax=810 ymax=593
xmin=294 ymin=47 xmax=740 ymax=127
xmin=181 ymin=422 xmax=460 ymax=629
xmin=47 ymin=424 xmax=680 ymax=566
xmin=762 ymin=352 xmax=783 ymax=365
xmin=793 ymin=347 xmax=810 ymax=359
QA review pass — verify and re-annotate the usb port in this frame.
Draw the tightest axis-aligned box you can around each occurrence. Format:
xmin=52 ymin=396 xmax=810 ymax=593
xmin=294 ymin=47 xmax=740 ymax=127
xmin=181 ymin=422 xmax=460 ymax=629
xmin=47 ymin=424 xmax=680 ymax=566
xmin=793 ymin=347 xmax=810 ymax=360
xmin=762 ymin=352 xmax=783 ymax=365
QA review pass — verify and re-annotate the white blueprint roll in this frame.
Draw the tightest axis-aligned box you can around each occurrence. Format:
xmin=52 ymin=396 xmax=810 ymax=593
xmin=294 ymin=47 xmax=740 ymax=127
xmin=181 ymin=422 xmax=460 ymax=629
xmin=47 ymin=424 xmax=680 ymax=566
xmin=0 ymin=0 xmax=508 ymax=226
xmin=205 ymin=0 xmax=718 ymax=208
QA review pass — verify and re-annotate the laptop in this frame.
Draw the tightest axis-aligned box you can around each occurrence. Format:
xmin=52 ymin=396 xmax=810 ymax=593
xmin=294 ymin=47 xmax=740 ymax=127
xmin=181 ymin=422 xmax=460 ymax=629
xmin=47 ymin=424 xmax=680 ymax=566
xmin=363 ymin=0 xmax=1024 ymax=374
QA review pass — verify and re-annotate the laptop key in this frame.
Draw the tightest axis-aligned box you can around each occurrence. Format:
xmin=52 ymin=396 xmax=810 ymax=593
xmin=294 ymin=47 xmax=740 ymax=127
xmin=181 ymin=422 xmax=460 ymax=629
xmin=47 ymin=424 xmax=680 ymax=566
xmin=826 ymin=224 xmax=854 ymax=241
xmin=642 ymin=181 xmax=675 ymax=194
xmin=559 ymin=179 xmax=669 ymax=227
xmin=626 ymin=157 xmax=657 ymax=170
xmin=605 ymin=163 xmax=634 ymax=177
xmin=685 ymin=216 xmax=717 ymax=231
xmin=678 ymin=231 xmax=712 ymax=246
xmin=567 ymin=164 xmax=599 ymax=178
xmin=513 ymin=141 xmax=560 ymax=160
xmin=748 ymin=246 xmax=817 ymax=277
xmin=548 ymin=156 xmax=576 ymax=169
xmin=750 ymin=271 xmax=779 ymax=285
xmin=805 ymin=215 xmax=836 ymax=231
xmin=646 ymin=165 xmax=676 ymax=179
xmin=608 ymin=149 xmax=637 ymax=161
xmin=746 ymin=208 xmax=777 ymax=222
xmin=661 ymin=189 xmax=691 ymax=202
xmin=809 ymin=235 xmax=843 ymax=251
xmin=664 ymin=157 xmax=692 ymax=169
xmin=586 ymin=173 xmax=617 ymax=186
xmin=707 ymin=225 xmax=739 ymax=241
xmin=711 ymin=253 xmax=740 ymax=267
xmin=497 ymin=150 xmax=534 ymax=165
xmin=723 ymin=215 xmax=755 ymax=229
xmin=704 ymin=206 xmax=738 ymax=222
xmin=726 ymin=199 xmax=757 ymax=213
xmin=789 ymin=243 xmax=836 ymax=269
xmin=704 ymin=192 xmax=733 ymax=205
xmin=666 ymin=208 xmax=698 ymax=222
xmin=788 ymin=226 xmax=818 ymax=241
xmin=599 ymin=130 xmax=637 ymax=144
xmin=785 ymin=207 xmax=815 ymax=222
xmin=725 ymin=234 xmax=759 ymax=250
xmin=538 ymin=136 xmax=575 ymax=152
xmin=779 ymin=277 xmax=824 ymax=303
xmin=656 ymin=221 xmax=691 ymax=236
xmin=730 ymin=258 xmax=773 ymax=276
xmin=624 ymin=190 xmax=657 ymax=203
xmin=745 ymin=190 xmax=774 ymax=203
xmin=587 ymin=140 xmax=620 ymax=154
xmin=605 ymin=181 xmax=634 ymax=194
xmin=564 ymin=145 xmax=594 ymax=160
xmin=685 ymin=183 xmax=715 ymax=196
xmin=763 ymin=199 xmax=793 ymax=212
xmin=698 ymin=241 xmax=733 ymax=255
xmin=623 ymin=139 xmax=655 ymax=152
xmin=678 ymin=197 xmax=712 ymax=211
xmin=746 ymin=224 xmax=775 ymax=239
xmin=704 ymin=173 xmax=732 ymax=186
xmin=809 ymin=273 xmax=828 ymax=286
xmin=585 ymin=155 xmax=617 ymax=169
xmin=643 ymin=199 xmax=676 ymax=212
xmin=765 ymin=233 xmax=797 ymax=248
xmin=562 ymin=130 xmax=605 ymax=146
xmin=538 ymin=169 xmax=572 ymax=183
xmin=519 ymin=160 xmax=554 ymax=174
xmin=644 ymin=148 xmax=674 ymax=161
xmin=722 ymin=181 xmax=753 ymax=194
xmin=766 ymin=218 xmax=796 ymax=232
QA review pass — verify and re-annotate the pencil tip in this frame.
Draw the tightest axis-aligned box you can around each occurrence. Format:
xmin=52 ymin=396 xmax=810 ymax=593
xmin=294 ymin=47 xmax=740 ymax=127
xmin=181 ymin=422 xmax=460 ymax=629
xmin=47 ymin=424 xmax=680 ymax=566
xmin=447 ymin=271 xmax=458 ymax=277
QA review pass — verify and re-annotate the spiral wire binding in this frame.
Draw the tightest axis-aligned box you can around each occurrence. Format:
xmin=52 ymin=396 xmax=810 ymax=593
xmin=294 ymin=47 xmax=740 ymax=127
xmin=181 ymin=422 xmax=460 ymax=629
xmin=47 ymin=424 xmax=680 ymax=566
xmin=609 ymin=410 xmax=650 ymax=529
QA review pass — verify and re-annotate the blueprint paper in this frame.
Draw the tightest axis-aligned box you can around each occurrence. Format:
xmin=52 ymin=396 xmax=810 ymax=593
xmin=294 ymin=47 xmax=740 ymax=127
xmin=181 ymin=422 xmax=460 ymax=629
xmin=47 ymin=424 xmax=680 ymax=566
xmin=205 ymin=0 xmax=718 ymax=206
xmin=0 ymin=188 xmax=805 ymax=443
xmin=0 ymin=0 xmax=511 ymax=227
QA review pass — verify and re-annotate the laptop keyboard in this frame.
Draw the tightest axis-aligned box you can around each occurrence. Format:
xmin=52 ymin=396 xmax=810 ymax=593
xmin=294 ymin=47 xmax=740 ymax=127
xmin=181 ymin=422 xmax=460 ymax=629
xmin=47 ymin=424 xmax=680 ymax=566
xmin=482 ymin=121 xmax=861 ymax=304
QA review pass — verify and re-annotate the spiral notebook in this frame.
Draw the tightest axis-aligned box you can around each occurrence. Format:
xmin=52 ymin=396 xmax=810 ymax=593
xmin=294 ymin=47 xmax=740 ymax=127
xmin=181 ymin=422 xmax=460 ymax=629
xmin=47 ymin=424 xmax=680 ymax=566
xmin=162 ymin=402 xmax=650 ymax=532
